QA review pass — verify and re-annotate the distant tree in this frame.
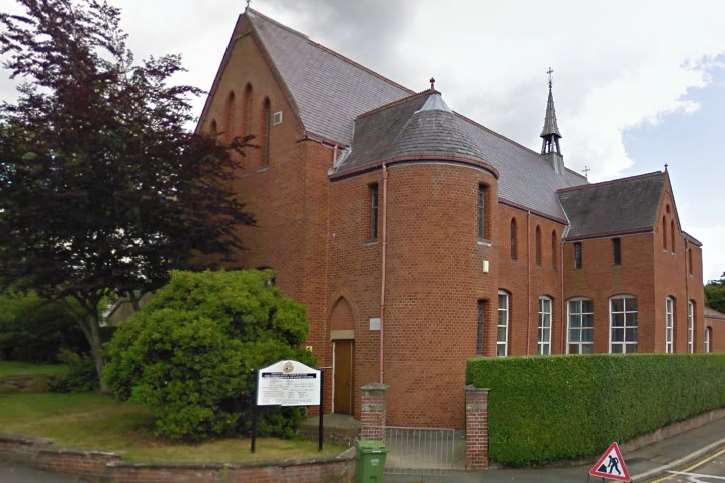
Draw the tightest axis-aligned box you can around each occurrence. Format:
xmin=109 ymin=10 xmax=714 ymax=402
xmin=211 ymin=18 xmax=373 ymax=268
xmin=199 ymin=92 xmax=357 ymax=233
xmin=705 ymin=272 xmax=725 ymax=313
xmin=0 ymin=0 xmax=254 ymax=388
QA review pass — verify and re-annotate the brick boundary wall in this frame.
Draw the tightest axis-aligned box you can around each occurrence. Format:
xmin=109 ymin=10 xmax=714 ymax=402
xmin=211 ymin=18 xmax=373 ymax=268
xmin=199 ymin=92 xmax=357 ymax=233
xmin=464 ymin=385 xmax=489 ymax=470
xmin=0 ymin=434 xmax=356 ymax=482
xmin=360 ymin=383 xmax=388 ymax=441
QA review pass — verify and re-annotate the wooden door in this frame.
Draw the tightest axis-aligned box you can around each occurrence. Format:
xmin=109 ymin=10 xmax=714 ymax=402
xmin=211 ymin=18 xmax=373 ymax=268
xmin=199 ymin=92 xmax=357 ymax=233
xmin=334 ymin=340 xmax=353 ymax=415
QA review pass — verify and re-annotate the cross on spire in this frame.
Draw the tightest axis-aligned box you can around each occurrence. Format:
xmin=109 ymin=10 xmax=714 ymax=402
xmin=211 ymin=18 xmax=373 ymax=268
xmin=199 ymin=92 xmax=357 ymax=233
xmin=430 ymin=77 xmax=436 ymax=90
xmin=583 ymin=165 xmax=590 ymax=179
xmin=547 ymin=67 xmax=554 ymax=89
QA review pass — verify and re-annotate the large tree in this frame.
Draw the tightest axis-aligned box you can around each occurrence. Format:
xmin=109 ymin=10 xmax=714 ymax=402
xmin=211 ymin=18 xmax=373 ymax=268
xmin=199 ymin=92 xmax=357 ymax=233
xmin=706 ymin=272 xmax=725 ymax=313
xmin=0 ymin=0 xmax=254 ymax=386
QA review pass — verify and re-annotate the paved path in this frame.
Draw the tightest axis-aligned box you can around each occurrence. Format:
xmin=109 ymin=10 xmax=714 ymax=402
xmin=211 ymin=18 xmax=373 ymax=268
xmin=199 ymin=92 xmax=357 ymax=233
xmin=0 ymin=461 xmax=78 ymax=482
xmin=650 ymin=445 xmax=725 ymax=482
xmin=385 ymin=416 xmax=725 ymax=482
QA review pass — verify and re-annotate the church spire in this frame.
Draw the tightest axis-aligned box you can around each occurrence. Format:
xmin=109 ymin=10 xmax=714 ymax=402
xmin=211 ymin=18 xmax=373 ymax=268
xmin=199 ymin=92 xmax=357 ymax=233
xmin=540 ymin=67 xmax=562 ymax=156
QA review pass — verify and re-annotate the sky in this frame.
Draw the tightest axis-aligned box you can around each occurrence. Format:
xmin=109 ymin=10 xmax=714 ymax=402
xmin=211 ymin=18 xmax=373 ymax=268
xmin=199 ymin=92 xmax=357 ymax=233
xmin=1 ymin=0 xmax=724 ymax=282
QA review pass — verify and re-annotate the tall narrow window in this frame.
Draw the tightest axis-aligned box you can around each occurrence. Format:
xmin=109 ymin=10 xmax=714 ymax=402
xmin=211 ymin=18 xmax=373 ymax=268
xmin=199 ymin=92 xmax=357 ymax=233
xmin=688 ymin=301 xmax=695 ymax=353
xmin=670 ymin=220 xmax=676 ymax=253
xmin=510 ymin=218 xmax=518 ymax=260
xmin=610 ymin=296 xmax=638 ymax=353
xmin=551 ymin=230 xmax=558 ymax=270
xmin=242 ymin=83 xmax=253 ymax=136
xmin=261 ymin=97 xmax=271 ymax=166
xmin=477 ymin=184 xmax=487 ymax=239
xmin=688 ymin=248 xmax=694 ymax=275
xmin=209 ymin=119 xmax=218 ymax=138
xmin=497 ymin=291 xmax=510 ymax=357
xmin=369 ymin=183 xmax=379 ymax=240
xmin=662 ymin=216 xmax=667 ymax=250
xmin=568 ymin=298 xmax=594 ymax=354
xmin=574 ymin=242 xmax=582 ymax=269
xmin=665 ymin=297 xmax=675 ymax=353
xmin=538 ymin=296 xmax=552 ymax=355
xmin=705 ymin=326 xmax=712 ymax=353
xmin=535 ymin=226 xmax=542 ymax=266
xmin=224 ymin=91 xmax=236 ymax=142
xmin=476 ymin=300 xmax=486 ymax=355
xmin=612 ymin=238 xmax=622 ymax=265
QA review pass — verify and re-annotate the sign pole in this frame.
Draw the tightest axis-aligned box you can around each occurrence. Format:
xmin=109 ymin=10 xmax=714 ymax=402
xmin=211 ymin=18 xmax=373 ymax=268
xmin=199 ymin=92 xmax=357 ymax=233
xmin=318 ymin=368 xmax=325 ymax=452
xmin=251 ymin=369 xmax=258 ymax=454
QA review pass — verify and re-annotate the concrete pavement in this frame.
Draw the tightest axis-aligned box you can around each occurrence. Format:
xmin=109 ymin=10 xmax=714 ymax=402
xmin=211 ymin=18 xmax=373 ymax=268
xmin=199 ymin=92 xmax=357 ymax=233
xmin=386 ymin=416 xmax=725 ymax=482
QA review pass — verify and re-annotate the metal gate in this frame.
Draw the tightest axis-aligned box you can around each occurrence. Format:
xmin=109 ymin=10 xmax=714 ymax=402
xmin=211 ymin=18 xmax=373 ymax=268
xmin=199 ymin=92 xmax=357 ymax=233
xmin=382 ymin=426 xmax=465 ymax=474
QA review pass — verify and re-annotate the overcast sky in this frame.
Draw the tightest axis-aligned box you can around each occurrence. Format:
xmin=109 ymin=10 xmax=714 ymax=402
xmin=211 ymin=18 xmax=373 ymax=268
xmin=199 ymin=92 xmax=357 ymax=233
xmin=2 ymin=0 xmax=724 ymax=281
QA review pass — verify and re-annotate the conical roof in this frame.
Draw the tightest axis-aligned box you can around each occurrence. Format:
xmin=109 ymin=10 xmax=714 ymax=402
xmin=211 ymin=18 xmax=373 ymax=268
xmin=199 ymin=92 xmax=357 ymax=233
xmin=540 ymin=88 xmax=561 ymax=139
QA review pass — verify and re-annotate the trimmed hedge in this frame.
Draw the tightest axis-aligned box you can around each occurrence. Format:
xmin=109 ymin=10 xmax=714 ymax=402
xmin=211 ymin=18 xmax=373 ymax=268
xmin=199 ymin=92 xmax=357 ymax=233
xmin=466 ymin=354 xmax=725 ymax=466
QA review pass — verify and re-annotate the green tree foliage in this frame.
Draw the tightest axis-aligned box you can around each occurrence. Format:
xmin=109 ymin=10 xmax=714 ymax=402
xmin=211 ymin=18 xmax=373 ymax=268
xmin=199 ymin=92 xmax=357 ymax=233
xmin=467 ymin=354 xmax=725 ymax=466
xmin=0 ymin=0 xmax=254 ymax=385
xmin=104 ymin=270 xmax=315 ymax=441
xmin=705 ymin=272 xmax=725 ymax=313
xmin=0 ymin=288 xmax=87 ymax=362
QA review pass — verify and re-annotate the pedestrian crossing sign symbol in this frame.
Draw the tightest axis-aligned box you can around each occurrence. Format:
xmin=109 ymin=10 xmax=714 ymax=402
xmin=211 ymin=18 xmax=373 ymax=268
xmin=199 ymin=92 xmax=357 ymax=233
xmin=589 ymin=442 xmax=630 ymax=481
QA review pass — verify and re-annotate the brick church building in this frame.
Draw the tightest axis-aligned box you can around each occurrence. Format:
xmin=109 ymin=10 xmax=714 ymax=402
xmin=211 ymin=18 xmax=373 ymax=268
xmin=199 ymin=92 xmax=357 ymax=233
xmin=197 ymin=8 xmax=707 ymax=428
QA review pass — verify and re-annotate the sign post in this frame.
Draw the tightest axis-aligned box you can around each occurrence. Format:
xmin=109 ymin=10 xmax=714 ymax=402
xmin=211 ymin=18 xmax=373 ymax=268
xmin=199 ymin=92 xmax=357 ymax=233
xmin=588 ymin=442 xmax=631 ymax=482
xmin=252 ymin=360 xmax=323 ymax=453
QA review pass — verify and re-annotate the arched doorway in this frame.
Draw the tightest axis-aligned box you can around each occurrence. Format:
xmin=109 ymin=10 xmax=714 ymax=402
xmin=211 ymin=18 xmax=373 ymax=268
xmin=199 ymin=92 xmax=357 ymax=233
xmin=330 ymin=297 xmax=355 ymax=415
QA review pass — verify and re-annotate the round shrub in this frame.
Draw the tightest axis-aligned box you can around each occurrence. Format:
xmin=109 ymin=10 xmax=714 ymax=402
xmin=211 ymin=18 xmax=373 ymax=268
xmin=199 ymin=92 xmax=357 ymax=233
xmin=103 ymin=270 xmax=315 ymax=441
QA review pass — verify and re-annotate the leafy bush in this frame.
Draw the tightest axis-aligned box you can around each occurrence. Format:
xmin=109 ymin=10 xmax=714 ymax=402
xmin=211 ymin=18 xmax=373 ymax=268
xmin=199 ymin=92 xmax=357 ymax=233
xmin=48 ymin=349 xmax=99 ymax=393
xmin=466 ymin=354 xmax=725 ymax=466
xmin=0 ymin=289 xmax=88 ymax=362
xmin=104 ymin=270 xmax=315 ymax=441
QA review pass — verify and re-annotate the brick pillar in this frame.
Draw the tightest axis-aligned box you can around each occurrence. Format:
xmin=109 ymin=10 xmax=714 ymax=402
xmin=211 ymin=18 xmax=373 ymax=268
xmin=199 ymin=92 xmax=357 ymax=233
xmin=360 ymin=383 xmax=388 ymax=441
xmin=465 ymin=385 xmax=489 ymax=470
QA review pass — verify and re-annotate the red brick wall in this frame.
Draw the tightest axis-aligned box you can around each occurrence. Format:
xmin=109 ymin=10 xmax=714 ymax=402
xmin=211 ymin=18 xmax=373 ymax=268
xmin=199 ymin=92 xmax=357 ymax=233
xmin=705 ymin=317 xmax=725 ymax=352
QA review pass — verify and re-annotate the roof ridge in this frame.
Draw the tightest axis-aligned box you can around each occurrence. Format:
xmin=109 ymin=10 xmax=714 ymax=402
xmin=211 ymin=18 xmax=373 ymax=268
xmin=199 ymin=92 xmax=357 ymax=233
xmin=452 ymin=111 xmax=543 ymax=158
xmin=248 ymin=8 xmax=414 ymax=96
xmin=356 ymin=90 xmax=434 ymax=120
xmin=557 ymin=171 xmax=664 ymax=193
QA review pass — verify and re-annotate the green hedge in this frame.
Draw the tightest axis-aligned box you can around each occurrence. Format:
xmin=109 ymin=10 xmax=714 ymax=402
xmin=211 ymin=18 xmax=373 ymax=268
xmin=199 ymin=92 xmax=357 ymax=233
xmin=466 ymin=354 xmax=725 ymax=466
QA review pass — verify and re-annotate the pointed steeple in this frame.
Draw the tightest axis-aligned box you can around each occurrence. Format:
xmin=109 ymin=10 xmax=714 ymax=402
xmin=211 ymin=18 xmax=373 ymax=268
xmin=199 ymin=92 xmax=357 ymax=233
xmin=540 ymin=68 xmax=564 ymax=173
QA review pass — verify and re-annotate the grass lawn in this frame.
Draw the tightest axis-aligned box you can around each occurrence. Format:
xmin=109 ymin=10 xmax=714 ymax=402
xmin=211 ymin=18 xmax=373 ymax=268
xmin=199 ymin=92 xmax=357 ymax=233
xmin=0 ymin=361 xmax=68 ymax=378
xmin=0 ymin=392 xmax=344 ymax=463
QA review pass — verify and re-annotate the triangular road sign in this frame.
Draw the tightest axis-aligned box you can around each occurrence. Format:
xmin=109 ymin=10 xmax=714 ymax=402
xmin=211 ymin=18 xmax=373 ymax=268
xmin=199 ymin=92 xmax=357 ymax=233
xmin=589 ymin=442 xmax=630 ymax=481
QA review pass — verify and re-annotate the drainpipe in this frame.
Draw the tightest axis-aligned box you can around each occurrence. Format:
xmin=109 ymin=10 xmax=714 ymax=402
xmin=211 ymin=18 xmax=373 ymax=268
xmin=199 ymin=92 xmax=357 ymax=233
xmin=526 ymin=210 xmax=531 ymax=355
xmin=560 ymin=235 xmax=565 ymax=353
xmin=380 ymin=163 xmax=389 ymax=384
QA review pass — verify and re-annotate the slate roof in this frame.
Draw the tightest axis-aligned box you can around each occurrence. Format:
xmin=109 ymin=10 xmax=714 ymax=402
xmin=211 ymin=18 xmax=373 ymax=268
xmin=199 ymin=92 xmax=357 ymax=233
xmin=247 ymin=9 xmax=413 ymax=144
xmin=705 ymin=307 xmax=725 ymax=321
xmin=242 ymin=9 xmax=589 ymax=220
xmin=558 ymin=172 xmax=666 ymax=240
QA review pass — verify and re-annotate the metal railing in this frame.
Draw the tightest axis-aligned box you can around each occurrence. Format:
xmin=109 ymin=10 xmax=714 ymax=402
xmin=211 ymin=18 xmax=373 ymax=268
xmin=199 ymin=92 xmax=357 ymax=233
xmin=382 ymin=426 xmax=464 ymax=474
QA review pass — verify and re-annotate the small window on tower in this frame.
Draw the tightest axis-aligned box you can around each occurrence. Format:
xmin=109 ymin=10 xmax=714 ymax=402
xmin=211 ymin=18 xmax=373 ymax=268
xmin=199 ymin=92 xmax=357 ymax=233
xmin=574 ymin=242 xmax=582 ymax=269
xmin=369 ymin=183 xmax=379 ymax=240
xmin=273 ymin=111 xmax=284 ymax=126
xmin=612 ymin=238 xmax=622 ymax=265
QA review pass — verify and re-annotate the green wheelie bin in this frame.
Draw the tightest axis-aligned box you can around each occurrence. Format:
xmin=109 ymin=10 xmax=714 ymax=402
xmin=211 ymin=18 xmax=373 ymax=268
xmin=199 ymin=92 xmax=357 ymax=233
xmin=355 ymin=439 xmax=387 ymax=482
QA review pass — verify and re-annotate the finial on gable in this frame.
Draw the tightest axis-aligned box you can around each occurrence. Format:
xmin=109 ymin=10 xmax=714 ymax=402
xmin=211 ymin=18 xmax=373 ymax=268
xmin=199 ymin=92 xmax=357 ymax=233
xmin=430 ymin=77 xmax=435 ymax=91
xmin=664 ymin=163 xmax=669 ymax=172
xmin=245 ymin=0 xmax=251 ymax=11
xmin=583 ymin=165 xmax=590 ymax=179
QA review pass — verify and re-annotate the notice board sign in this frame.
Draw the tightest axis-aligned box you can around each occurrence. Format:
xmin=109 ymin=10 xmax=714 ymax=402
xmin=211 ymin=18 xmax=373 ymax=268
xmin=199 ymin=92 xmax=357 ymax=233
xmin=256 ymin=360 xmax=321 ymax=407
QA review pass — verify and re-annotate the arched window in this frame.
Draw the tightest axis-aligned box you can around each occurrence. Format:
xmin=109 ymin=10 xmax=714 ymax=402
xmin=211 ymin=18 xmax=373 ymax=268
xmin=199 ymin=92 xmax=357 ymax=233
xmin=538 ymin=296 xmax=552 ymax=355
xmin=261 ymin=97 xmax=271 ymax=166
xmin=510 ymin=218 xmax=518 ymax=260
xmin=535 ymin=225 xmax=542 ymax=266
xmin=662 ymin=216 xmax=667 ymax=250
xmin=567 ymin=298 xmax=594 ymax=354
xmin=688 ymin=248 xmax=694 ymax=275
xmin=497 ymin=290 xmax=510 ymax=357
xmin=688 ymin=301 xmax=695 ymax=353
xmin=476 ymin=299 xmax=487 ymax=355
xmin=209 ymin=119 xmax=218 ymax=138
xmin=551 ymin=230 xmax=558 ymax=270
xmin=610 ymin=295 xmax=638 ymax=353
xmin=242 ymin=83 xmax=253 ymax=136
xmin=670 ymin=220 xmax=676 ymax=253
xmin=705 ymin=326 xmax=712 ymax=353
xmin=223 ymin=91 xmax=236 ymax=142
xmin=665 ymin=296 xmax=675 ymax=353
xmin=477 ymin=184 xmax=489 ymax=239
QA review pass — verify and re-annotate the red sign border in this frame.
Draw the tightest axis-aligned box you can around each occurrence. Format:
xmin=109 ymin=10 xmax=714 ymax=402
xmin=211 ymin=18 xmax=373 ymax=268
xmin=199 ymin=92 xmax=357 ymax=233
xmin=589 ymin=441 xmax=630 ymax=481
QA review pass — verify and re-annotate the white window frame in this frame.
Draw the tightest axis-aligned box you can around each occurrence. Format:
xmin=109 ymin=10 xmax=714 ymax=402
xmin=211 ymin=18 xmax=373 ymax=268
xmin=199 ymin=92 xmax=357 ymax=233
xmin=688 ymin=301 xmax=695 ymax=354
xmin=538 ymin=296 xmax=552 ymax=355
xmin=609 ymin=295 xmax=638 ymax=354
xmin=665 ymin=297 xmax=675 ymax=354
xmin=705 ymin=326 xmax=712 ymax=353
xmin=497 ymin=290 xmax=509 ymax=357
xmin=567 ymin=298 xmax=594 ymax=354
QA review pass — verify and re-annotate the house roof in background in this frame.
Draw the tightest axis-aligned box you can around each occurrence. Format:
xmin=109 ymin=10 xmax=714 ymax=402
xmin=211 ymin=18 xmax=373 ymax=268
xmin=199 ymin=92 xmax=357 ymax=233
xmin=705 ymin=306 xmax=725 ymax=321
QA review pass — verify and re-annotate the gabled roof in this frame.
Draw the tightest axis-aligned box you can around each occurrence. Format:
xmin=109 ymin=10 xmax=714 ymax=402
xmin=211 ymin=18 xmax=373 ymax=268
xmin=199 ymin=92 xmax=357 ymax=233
xmin=705 ymin=306 xmax=725 ymax=321
xmin=247 ymin=9 xmax=413 ymax=145
xmin=558 ymin=172 xmax=666 ymax=240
